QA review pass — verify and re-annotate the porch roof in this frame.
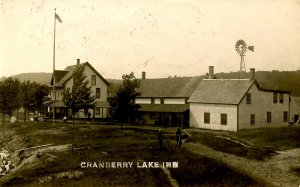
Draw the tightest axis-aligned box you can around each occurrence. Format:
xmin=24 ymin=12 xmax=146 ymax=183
xmin=139 ymin=104 xmax=189 ymax=113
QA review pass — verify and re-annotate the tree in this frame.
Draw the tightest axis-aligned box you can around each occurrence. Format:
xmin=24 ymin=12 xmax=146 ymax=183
xmin=62 ymin=64 xmax=95 ymax=126
xmin=21 ymin=81 xmax=36 ymax=121
xmin=33 ymin=84 xmax=50 ymax=122
xmin=20 ymin=81 xmax=50 ymax=122
xmin=108 ymin=72 xmax=141 ymax=130
xmin=0 ymin=77 xmax=21 ymax=122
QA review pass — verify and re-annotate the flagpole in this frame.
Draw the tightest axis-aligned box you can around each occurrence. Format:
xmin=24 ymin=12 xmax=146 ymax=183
xmin=52 ymin=8 xmax=56 ymax=126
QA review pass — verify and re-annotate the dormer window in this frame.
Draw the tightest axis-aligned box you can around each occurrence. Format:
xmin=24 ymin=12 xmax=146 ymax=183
xmin=246 ymin=93 xmax=251 ymax=104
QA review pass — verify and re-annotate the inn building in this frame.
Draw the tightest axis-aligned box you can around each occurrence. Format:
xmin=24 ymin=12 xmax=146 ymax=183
xmin=48 ymin=59 xmax=110 ymax=119
xmin=135 ymin=72 xmax=202 ymax=127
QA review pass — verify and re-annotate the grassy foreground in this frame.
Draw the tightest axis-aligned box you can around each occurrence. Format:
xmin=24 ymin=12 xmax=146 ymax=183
xmin=0 ymin=122 xmax=263 ymax=186
xmin=186 ymin=126 xmax=300 ymax=161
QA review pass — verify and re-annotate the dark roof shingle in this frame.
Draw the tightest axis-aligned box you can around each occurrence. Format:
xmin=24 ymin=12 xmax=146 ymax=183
xmin=52 ymin=62 xmax=109 ymax=86
xmin=188 ymin=79 xmax=255 ymax=104
xmin=138 ymin=77 xmax=202 ymax=98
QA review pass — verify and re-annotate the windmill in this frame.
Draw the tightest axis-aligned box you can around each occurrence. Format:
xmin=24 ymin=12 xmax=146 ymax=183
xmin=235 ymin=40 xmax=254 ymax=78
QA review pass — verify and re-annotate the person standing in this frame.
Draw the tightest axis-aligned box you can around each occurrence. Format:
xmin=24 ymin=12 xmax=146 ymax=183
xmin=176 ymin=127 xmax=182 ymax=150
xmin=158 ymin=129 xmax=163 ymax=150
xmin=88 ymin=112 xmax=91 ymax=121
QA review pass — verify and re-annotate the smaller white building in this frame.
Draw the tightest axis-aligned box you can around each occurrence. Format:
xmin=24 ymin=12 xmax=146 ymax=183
xmin=188 ymin=68 xmax=290 ymax=131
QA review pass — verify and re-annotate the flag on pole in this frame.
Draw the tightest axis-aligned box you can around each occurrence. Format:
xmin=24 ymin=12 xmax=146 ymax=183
xmin=55 ymin=13 xmax=62 ymax=23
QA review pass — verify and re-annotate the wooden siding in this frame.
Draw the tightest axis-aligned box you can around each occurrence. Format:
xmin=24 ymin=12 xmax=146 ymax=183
xmin=189 ymin=103 xmax=238 ymax=131
xmin=238 ymin=84 xmax=289 ymax=130
xmin=62 ymin=65 xmax=109 ymax=118
xmin=84 ymin=65 xmax=108 ymax=102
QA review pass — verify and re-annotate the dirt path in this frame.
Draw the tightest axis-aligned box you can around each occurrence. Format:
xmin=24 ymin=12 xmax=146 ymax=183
xmin=184 ymin=142 xmax=300 ymax=187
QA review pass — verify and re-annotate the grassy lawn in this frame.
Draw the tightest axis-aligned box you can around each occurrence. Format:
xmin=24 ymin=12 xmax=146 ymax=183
xmin=232 ymin=127 xmax=300 ymax=150
xmin=0 ymin=122 xmax=263 ymax=186
xmin=186 ymin=129 xmax=276 ymax=161
xmin=186 ymin=126 xmax=300 ymax=160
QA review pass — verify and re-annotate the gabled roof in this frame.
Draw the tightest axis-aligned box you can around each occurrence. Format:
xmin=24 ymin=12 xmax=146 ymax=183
xmin=52 ymin=62 xmax=109 ymax=86
xmin=137 ymin=77 xmax=202 ymax=98
xmin=51 ymin=70 xmax=69 ymax=85
xmin=188 ymin=79 xmax=255 ymax=104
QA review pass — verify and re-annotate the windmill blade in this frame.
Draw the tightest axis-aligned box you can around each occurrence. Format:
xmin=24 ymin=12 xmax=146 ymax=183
xmin=248 ymin=46 xmax=254 ymax=52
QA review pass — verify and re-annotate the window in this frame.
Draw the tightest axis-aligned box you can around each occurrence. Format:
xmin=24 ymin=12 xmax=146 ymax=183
xmin=204 ymin=113 xmax=210 ymax=124
xmin=250 ymin=114 xmax=255 ymax=125
xmin=91 ymin=75 xmax=96 ymax=85
xmin=283 ymin=111 xmax=288 ymax=122
xmin=267 ymin=112 xmax=272 ymax=123
xmin=96 ymin=88 xmax=100 ymax=98
xmin=246 ymin=93 xmax=251 ymax=104
xmin=273 ymin=93 xmax=278 ymax=103
xmin=279 ymin=93 xmax=284 ymax=103
xmin=96 ymin=107 xmax=100 ymax=115
xmin=221 ymin=114 xmax=227 ymax=125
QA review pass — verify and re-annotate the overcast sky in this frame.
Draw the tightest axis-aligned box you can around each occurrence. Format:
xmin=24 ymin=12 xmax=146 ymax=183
xmin=1 ymin=0 xmax=300 ymax=79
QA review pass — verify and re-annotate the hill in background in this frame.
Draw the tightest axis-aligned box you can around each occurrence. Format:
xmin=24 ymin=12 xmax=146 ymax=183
xmin=0 ymin=73 xmax=52 ymax=85
xmin=215 ymin=70 xmax=300 ymax=96
xmin=1 ymin=71 xmax=300 ymax=96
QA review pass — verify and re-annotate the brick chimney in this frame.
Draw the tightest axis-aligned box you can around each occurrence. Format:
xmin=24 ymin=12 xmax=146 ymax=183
xmin=77 ymin=59 xmax=80 ymax=66
xmin=142 ymin=72 xmax=146 ymax=80
xmin=250 ymin=68 xmax=255 ymax=80
xmin=208 ymin=66 xmax=214 ymax=79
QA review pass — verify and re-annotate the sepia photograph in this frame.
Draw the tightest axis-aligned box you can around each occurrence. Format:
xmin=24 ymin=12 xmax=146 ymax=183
xmin=0 ymin=0 xmax=300 ymax=186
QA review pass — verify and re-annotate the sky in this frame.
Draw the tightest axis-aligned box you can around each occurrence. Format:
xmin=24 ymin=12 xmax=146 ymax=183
xmin=1 ymin=0 xmax=300 ymax=79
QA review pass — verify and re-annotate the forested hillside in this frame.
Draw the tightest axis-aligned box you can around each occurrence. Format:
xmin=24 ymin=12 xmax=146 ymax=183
xmin=215 ymin=71 xmax=300 ymax=96
xmin=0 ymin=73 xmax=52 ymax=85
xmin=1 ymin=70 xmax=300 ymax=96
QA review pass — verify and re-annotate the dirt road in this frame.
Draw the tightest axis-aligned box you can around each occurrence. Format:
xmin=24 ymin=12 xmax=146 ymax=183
xmin=184 ymin=142 xmax=300 ymax=187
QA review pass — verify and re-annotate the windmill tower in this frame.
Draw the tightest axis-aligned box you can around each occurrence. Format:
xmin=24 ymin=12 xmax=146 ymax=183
xmin=235 ymin=40 xmax=254 ymax=78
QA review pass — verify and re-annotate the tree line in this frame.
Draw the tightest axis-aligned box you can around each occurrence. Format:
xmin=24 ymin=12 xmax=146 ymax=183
xmin=0 ymin=78 xmax=50 ymax=122
xmin=0 ymin=65 xmax=141 ymax=126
